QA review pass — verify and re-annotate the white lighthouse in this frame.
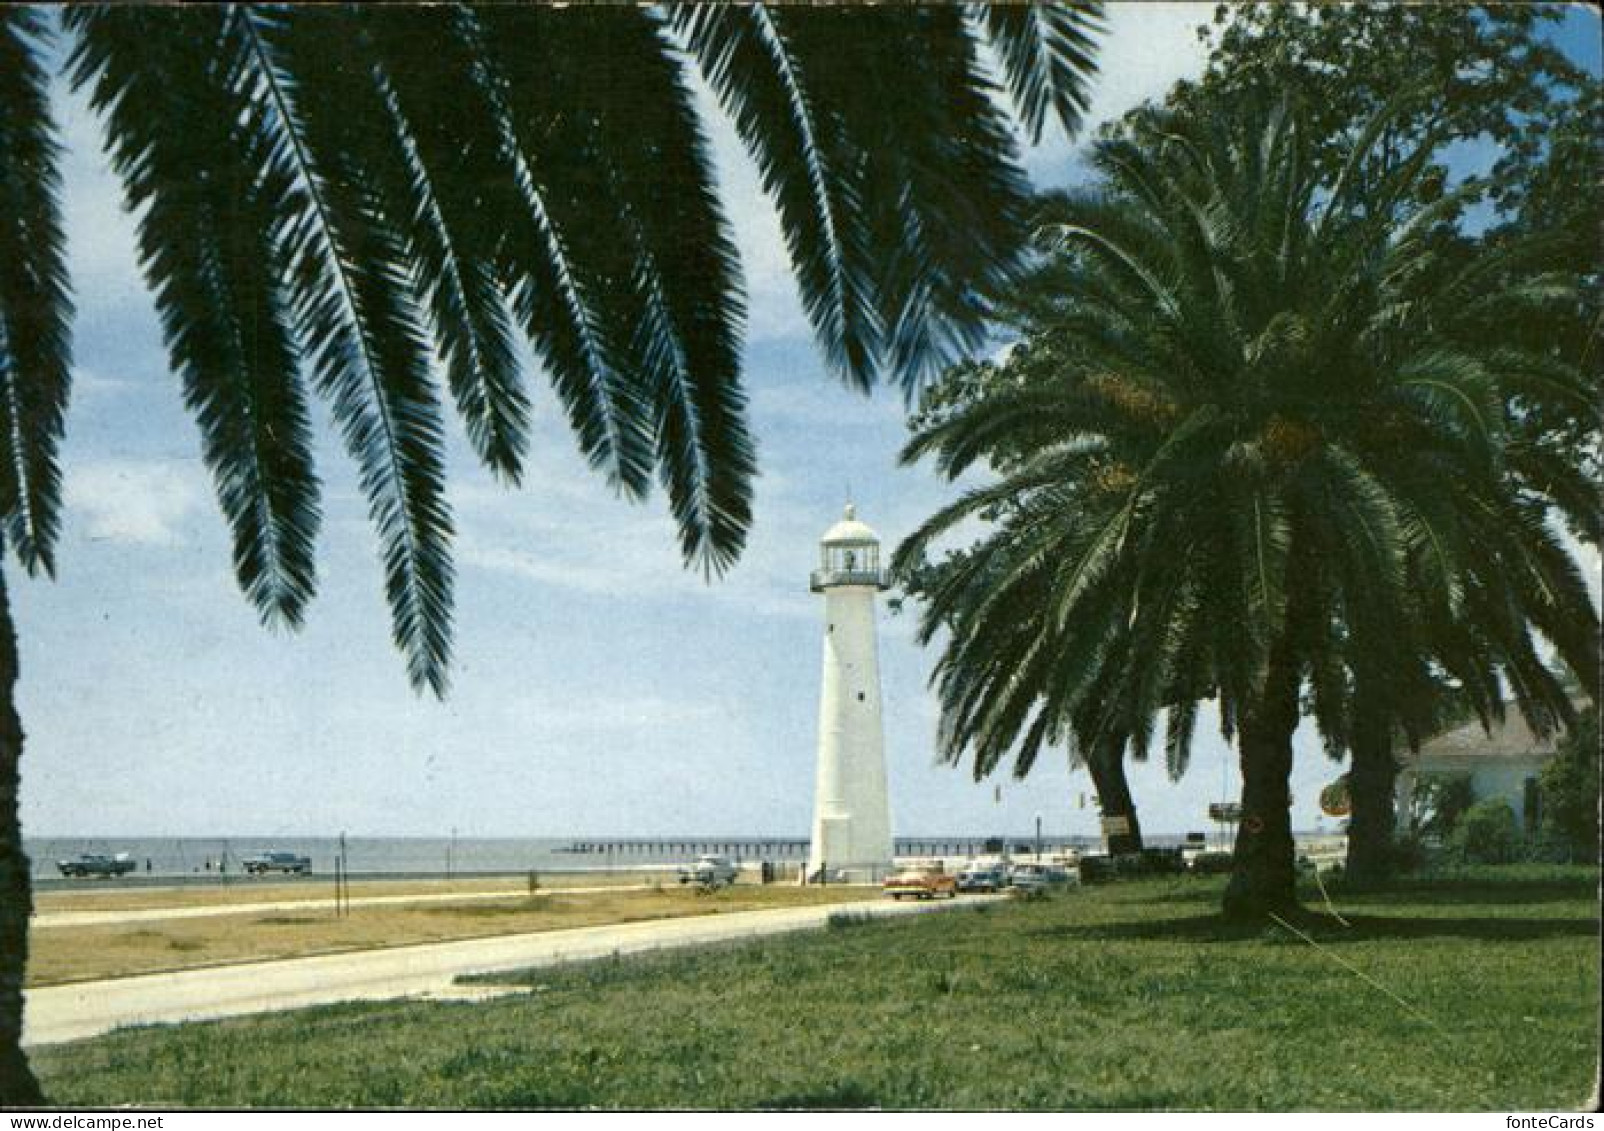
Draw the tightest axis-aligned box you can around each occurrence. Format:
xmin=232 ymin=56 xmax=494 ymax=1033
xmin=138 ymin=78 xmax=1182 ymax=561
xmin=807 ymin=504 xmax=894 ymax=881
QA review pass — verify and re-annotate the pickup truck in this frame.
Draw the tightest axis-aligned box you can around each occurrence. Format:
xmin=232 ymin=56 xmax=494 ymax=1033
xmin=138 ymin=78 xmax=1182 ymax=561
xmin=243 ymin=850 xmax=312 ymax=875
xmin=57 ymin=852 xmax=137 ymax=878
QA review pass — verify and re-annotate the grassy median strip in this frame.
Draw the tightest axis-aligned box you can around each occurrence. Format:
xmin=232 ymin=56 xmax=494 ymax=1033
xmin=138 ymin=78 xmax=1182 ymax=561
xmin=27 ymin=884 xmax=879 ymax=987
xmin=33 ymin=872 xmax=654 ymax=915
xmin=32 ymin=866 xmax=1599 ymax=1110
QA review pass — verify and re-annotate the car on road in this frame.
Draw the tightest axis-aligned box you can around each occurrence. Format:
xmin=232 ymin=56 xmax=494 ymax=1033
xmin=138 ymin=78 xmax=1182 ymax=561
xmin=677 ymin=854 xmax=739 ymax=887
xmin=243 ymin=850 xmax=312 ymax=876
xmin=955 ymin=862 xmax=1008 ymax=893
xmin=883 ymin=862 xmax=958 ymax=900
xmin=56 ymin=852 xmax=137 ymax=878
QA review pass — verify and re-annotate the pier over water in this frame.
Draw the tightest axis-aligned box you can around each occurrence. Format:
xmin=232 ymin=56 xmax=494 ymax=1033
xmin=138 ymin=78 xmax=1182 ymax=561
xmin=556 ymin=836 xmax=1092 ymax=861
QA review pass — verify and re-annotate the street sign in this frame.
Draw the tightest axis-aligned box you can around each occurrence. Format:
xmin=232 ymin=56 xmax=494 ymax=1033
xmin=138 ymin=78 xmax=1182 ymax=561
xmin=1207 ymin=802 xmax=1242 ymax=822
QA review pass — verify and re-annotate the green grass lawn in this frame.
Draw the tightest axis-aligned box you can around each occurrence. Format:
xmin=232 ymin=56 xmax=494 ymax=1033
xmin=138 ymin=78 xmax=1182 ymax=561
xmin=33 ymin=866 xmax=1600 ymax=1110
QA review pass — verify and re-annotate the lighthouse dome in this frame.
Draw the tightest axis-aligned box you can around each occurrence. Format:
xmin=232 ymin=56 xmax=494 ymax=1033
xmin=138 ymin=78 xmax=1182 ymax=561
xmin=821 ymin=503 xmax=879 ymax=546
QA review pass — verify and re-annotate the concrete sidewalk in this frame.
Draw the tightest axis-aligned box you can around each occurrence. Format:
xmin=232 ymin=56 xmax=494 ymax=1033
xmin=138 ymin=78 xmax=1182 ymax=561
xmin=24 ymin=893 xmax=990 ymax=1047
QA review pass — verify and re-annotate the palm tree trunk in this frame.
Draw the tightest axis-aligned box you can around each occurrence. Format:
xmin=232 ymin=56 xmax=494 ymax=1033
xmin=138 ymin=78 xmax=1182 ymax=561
xmin=1222 ymin=635 xmax=1303 ymax=922
xmin=0 ymin=566 xmax=43 ymax=1104
xmin=1085 ymin=740 xmax=1143 ymax=855
xmin=1344 ymin=717 xmax=1398 ymax=887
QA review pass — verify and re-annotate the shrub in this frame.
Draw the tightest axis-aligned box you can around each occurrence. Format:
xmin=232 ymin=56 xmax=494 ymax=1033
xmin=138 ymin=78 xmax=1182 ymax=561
xmin=1538 ymin=712 xmax=1601 ymax=864
xmin=1408 ymin=774 xmax=1476 ymax=840
xmin=826 ymin=910 xmax=875 ymax=931
xmin=1389 ymin=834 xmax=1429 ymax=872
xmin=1450 ymin=799 xmax=1522 ymax=864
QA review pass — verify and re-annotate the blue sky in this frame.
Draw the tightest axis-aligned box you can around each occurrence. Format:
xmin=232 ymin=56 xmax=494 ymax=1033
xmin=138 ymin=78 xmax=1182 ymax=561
xmin=15 ymin=5 xmax=1601 ymax=841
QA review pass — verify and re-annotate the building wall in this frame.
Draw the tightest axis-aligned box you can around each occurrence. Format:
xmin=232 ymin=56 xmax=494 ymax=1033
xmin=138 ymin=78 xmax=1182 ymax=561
xmin=1396 ymin=753 xmax=1552 ymax=832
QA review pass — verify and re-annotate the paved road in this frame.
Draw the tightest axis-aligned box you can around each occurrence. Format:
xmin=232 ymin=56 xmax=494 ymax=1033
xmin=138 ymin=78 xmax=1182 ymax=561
xmin=23 ymin=895 xmax=990 ymax=1047
xmin=31 ymin=885 xmax=651 ymax=929
xmin=33 ymin=870 xmax=603 ymax=894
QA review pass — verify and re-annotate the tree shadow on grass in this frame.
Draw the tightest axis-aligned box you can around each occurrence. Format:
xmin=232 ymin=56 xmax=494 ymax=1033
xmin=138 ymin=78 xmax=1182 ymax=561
xmin=756 ymin=1079 xmax=878 ymax=1110
xmin=1034 ymin=911 xmax=1599 ymax=945
xmin=1331 ymin=878 xmax=1602 ymax=908
xmin=1127 ymin=877 xmax=1599 ymax=909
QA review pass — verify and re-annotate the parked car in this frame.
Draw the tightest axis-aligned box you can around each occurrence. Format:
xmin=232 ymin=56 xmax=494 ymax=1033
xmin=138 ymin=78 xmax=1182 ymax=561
xmin=678 ymin=854 xmax=739 ymax=887
xmin=56 ymin=852 xmax=136 ymax=878
xmin=956 ymin=862 xmax=1008 ymax=893
xmin=883 ymin=862 xmax=958 ymax=900
xmin=243 ymin=850 xmax=312 ymax=875
xmin=1007 ymin=862 xmax=1074 ymax=895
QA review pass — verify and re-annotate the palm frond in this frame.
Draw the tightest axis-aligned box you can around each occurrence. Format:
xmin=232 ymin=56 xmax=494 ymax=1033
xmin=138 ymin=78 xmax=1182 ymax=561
xmin=891 ymin=444 xmax=1096 ymax=583
xmin=0 ymin=8 xmax=72 ymax=576
xmin=1315 ymin=83 xmax=1435 ymax=235
xmin=1236 ymin=485 xmax=1291 ymax=648
xmin=1164 ymin=701 xmax=1197 ymax=781
xmin=362 ymin=7 xmax=530 ymax=482
xmin=554 ymin=10 xmax=753 ymax=571
xmin=239 ymin=6 xmax=455 ymax=693
xmin=979 ymin=2 xmax=1104 ymax=144
xmin=673 ymin=4 xmax=882 ymax=386
xmin=684 ymin=5 xmax=1037 ymax=392
xmin=1393 ymin=350 xmax=1503 ymax=459
xmin=67 ymin=6 xmax=320 ymax=625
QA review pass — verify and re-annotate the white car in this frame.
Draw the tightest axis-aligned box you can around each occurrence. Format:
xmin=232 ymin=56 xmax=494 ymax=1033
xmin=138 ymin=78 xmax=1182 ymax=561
xmin=678 ymin=854 xmax=739 ymax=887
xmin=1008 ymin=862 xmax=1076 ymax=894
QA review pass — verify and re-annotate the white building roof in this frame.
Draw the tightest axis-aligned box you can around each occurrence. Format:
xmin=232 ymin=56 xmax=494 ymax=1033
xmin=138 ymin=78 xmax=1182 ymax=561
xmin=1403 ymin=709 xmax=1563 ymax=767
xmin=821 ymin=503 xmax=879 ymax=545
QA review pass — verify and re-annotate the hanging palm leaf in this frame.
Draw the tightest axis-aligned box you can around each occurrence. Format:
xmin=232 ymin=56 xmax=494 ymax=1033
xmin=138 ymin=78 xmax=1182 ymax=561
xmin=1 ymin=6 xmax=1109 ymax=1100
xmin=0 ymin=9 xmax=72 ymax=578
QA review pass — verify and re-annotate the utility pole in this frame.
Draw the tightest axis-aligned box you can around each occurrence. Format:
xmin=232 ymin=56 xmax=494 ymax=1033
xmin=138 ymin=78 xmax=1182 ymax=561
xmin=337 ymin=831 xmax=349 ymax=917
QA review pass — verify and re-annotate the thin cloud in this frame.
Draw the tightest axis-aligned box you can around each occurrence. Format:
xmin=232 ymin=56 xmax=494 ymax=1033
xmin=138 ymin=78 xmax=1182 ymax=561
xmin=64 ymin=459 xmax=205 ymax=546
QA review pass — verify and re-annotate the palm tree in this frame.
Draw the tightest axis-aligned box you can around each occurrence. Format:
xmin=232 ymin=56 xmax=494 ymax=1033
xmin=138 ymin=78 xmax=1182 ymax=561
xmin=896 ymin=362 xmax=1163 ymax=854
xmin=1331 ymin=214 xmax=1601 ymax=885
xmin=0 ymin=3 xmax=1105 ymax=1102
xmin=894 ymin=91 xmax=1598 ymax=921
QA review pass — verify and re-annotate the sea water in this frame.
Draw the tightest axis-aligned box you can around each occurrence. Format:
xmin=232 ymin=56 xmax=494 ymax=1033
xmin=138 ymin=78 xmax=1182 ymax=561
xmin=24 ymin=832 xmax=1119 ymax=880
xmin=24 ymin=835 xmax=730 ymax=879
